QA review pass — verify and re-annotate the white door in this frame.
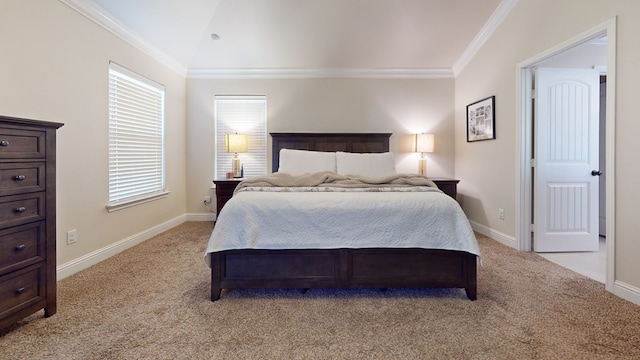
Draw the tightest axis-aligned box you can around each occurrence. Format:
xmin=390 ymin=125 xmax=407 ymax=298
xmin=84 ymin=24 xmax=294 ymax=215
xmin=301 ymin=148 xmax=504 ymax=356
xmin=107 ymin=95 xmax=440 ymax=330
xmin=534 ymin=67 xmax=600 ymax=252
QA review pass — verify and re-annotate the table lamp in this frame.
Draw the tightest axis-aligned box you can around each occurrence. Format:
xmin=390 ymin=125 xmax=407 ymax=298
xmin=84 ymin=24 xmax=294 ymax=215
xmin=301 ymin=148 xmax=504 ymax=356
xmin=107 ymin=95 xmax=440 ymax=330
xmin=226 ymin=133 xmax=248 ymax=177
xmin=415 ymin=133 xmax=434 ymax=176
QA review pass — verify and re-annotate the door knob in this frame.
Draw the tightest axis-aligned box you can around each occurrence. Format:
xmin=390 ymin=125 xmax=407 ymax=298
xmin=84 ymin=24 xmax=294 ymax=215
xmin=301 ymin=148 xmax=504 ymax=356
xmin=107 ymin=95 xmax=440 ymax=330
xmin=591 ymin=170 xmax=603 ymax=176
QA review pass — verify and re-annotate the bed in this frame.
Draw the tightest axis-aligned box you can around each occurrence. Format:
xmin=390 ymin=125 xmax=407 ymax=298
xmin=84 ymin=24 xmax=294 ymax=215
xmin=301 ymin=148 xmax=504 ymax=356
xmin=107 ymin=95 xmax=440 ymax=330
xmin=205 ymin=133 xmax=479 ymax=300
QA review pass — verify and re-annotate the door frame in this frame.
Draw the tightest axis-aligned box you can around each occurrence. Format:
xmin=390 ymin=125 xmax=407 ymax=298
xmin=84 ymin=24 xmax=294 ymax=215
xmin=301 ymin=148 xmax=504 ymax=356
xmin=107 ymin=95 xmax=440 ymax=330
xmin=515 ymin=18 xmax=617 ymax=292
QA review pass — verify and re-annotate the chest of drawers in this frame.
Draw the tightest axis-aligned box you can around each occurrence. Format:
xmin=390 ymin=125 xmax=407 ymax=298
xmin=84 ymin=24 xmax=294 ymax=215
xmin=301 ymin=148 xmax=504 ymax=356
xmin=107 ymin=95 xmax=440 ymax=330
xmin=0 ymin=115 xmax=62 ymax=329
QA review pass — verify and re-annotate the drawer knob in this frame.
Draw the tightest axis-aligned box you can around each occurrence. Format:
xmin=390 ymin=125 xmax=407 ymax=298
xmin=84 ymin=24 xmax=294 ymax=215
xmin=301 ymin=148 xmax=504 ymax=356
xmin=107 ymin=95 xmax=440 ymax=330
xmin=0 ymin=140 xmax=9 ymax=146
xmin=15 ymin=244 xmax=26 ymax=251
xmin=14 ymin=175 xmax=26 ymax=181
xmin=16 ymin=287 xmax=26 ymax=295
xmin=15 ymin=206 xmax=26 ymax=213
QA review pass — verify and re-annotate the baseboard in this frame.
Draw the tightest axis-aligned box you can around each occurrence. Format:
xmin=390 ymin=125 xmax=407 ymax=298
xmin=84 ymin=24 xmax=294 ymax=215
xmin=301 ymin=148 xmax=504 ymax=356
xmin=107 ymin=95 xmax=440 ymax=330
xmin=56 ymin=215 xmax=186 ymax=280
xmin=468 ymin=222 xmax=640 ymax=306
xmin=186 ymin=212 xmax=216 ymax=221
xmin=469 ymin=220 xmax=517 ymax=249
xmin=613 ymin=280 xmax=640 ymax=306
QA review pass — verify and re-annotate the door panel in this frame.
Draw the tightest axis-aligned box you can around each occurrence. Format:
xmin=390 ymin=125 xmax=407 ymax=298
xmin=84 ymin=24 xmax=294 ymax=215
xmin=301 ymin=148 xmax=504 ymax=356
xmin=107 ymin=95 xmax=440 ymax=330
xmin=534 ymin=67 xmax=600 ymax=252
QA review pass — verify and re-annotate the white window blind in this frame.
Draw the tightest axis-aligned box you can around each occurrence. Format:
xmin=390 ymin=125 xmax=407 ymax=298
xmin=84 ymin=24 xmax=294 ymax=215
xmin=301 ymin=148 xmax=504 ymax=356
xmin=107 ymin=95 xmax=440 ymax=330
xmin=214 ymin=95 xmax=267 ymax=179
xmin=108 ymin=62 xmax=166 ymax=208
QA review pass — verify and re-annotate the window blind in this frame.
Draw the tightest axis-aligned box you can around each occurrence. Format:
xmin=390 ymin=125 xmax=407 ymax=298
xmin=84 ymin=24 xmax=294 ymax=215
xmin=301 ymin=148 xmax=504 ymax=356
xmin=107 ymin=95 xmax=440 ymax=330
xmin=214 ymin=95 xmax=267 ymax=179
xmin=108 ymin=62 xmax=166 ymax=206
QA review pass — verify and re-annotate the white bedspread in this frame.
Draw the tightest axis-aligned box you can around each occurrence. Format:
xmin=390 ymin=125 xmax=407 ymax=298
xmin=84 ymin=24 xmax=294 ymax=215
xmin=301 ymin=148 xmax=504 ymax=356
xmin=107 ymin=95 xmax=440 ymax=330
xmin=204 ymin=185 xmax=480 ymax=267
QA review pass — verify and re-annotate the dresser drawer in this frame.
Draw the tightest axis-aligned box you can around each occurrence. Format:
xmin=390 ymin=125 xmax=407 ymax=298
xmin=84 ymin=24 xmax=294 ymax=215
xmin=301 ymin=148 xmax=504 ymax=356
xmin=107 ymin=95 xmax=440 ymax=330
xmin=0 ymin=263 xmax=45 ymax=318
xmin=0 ymin=163 xmax=46 ymax=196
xmin=0 ymin=193 xmax=45 ymax=229
xmin=0 ymin=128 xmax=46 ymax=159
xmin=0 ymin=222 xmax=45 ymax=275
xmin=0 ymin=116 xmax=61 ymax=329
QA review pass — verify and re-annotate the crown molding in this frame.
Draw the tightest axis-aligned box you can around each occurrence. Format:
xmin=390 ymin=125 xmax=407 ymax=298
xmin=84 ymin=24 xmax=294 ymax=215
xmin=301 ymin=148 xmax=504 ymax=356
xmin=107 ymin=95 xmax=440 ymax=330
xmin=187 ymin=67 xmax=454 ymax=80
xmin=452 ymin=0 xmax=520 ymax=77
xmin=59 ymin=0 xmax=187 ymax=76
xmin=60 ymin=0 xmax=509 ymax=80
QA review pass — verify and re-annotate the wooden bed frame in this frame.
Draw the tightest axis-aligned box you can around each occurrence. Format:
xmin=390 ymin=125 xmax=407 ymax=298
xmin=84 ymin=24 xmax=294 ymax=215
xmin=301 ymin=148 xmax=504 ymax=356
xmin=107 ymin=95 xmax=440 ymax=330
xmin=209 ymin=133 xmax=477 ymax=301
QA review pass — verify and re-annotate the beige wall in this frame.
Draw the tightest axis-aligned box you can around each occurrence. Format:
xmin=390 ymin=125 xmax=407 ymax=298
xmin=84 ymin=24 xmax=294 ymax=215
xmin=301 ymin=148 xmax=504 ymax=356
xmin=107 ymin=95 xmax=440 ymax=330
xmin=0 ymin=1 xmax=187 ymax=267
xmin=5 ymin=0 xmax=638 ymax=300
xmin=455 ymin=0 xmax=640 ymax=290
xmin=186 ymin=77 xmax=455 ymax=214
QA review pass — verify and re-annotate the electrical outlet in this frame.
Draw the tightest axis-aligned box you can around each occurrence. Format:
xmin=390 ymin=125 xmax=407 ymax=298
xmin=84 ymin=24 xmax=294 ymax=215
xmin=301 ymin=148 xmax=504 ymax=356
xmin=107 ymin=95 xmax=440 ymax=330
xmin=498 ymin=208 xmax=505 ymax=220
xmin=67 ymin=229 xmax=77 ymax=245
xmin=203 ymin=195 xmax=211 ymax=204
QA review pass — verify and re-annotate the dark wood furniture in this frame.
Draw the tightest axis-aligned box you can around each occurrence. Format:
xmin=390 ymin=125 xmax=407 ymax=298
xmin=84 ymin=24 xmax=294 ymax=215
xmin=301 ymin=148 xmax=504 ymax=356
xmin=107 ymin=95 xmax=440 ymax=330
xmin=270 ymin=132 xmax=391 ymax=172
xmin=209 ymin=133 xmax=477 ymax=301
xmin=0 ymin=115 xmax=63 ymax=329
xmin=213 ymin=179 xmax=242 ymax=215
xmin=430 ymin=178 xmax=459 ymax=200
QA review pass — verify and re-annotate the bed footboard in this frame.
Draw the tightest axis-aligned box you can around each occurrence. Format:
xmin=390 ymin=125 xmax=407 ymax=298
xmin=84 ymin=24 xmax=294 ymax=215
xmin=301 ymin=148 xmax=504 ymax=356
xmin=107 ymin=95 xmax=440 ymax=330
xmin=210 ymin=248 xmax=477 ymax=301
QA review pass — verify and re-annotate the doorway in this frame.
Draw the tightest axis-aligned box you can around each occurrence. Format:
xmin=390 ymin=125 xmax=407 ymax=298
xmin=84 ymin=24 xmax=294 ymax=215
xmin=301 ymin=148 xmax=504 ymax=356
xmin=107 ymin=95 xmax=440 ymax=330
xmin=516 ymin=19 xmax=616 ymax=292
xmin=536 ymin=71 xmax=607 ymax=282
xmin=533 ymin=67 xmax=602 ymax=253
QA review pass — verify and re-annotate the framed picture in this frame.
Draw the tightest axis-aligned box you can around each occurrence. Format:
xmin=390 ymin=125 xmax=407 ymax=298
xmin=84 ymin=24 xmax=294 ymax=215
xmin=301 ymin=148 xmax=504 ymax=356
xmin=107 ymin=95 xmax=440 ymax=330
xmin=466 ymin=96 xmax=495 ymax=142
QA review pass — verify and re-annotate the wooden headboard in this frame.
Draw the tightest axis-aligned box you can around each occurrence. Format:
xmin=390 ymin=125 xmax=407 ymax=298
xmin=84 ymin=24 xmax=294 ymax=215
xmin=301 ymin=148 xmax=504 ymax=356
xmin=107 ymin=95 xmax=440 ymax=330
xmin=270 ymin=132 xmax=392 ymax=173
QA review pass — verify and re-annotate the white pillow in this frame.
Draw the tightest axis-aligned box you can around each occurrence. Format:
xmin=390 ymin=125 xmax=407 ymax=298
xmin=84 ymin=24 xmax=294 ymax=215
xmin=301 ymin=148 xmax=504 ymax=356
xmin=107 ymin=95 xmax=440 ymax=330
xmin=278 ymin=149 xmax=336 ymax=175
xmin=336 ymin=151 xmax=396 ymax=178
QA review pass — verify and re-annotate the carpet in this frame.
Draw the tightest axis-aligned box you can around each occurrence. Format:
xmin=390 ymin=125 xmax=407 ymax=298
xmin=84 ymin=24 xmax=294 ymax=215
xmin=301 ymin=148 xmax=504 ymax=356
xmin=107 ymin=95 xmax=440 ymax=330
xmin=1 ymin=222 xmax=639 ymax=359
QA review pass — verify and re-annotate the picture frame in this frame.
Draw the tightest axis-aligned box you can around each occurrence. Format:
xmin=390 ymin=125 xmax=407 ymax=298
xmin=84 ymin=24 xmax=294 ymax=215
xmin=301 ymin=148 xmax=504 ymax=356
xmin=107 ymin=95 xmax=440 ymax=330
xmin=466 ymin=96 xmax=495 ymax=142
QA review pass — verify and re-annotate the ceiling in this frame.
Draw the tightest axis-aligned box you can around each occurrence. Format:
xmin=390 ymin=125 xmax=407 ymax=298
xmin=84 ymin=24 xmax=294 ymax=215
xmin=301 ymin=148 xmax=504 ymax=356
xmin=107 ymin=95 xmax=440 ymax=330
xmin=76 ymin=0 xmax=506 ymax=75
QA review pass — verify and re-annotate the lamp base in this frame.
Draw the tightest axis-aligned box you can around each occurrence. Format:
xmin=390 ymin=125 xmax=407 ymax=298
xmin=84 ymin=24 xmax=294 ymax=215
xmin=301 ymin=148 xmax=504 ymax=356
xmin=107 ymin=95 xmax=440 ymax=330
xmin=418 ymin=157 xmax=427 ymax=176
xmin=232 ymin=155 xmax=242 ymax=178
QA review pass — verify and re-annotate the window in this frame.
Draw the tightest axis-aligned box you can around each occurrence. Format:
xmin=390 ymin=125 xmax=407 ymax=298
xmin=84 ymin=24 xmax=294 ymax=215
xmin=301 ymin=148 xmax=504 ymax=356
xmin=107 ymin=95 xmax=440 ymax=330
xmin=108 ymin=62 xmax=167 ymax=211
xmin=214 ymin=95 xmax=267 ymax=179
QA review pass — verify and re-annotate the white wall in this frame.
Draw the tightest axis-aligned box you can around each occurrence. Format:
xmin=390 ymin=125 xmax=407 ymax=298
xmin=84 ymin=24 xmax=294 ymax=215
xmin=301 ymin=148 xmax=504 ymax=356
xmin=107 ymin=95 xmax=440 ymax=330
xmin=0 ymin=1 xmax=187 ymax=269
xmin=186 ymin=77 xmax=456 ymax=214
xmin=537 ymin=41 xmax=607 ymax=68
xmin=455 ymin=0 xmax=640 ymax=293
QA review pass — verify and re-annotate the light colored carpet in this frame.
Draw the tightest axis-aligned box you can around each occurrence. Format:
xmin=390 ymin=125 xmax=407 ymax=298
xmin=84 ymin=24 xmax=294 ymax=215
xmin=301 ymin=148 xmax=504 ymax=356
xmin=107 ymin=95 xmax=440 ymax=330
xmin=1 ymin=221 xmax=639 ymax=359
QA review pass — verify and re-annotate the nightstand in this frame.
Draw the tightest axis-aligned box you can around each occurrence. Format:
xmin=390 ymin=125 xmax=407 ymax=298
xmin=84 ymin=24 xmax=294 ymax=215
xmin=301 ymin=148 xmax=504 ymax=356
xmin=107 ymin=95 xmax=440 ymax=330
xmin=430 ymin=178 xmax=459 ymax=200
xmin=213 ymin=179 xmax=242 ymax=214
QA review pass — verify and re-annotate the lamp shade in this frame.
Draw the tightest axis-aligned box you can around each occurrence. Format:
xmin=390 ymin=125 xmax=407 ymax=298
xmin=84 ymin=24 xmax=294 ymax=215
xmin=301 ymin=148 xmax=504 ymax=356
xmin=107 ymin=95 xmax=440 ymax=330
xmin=225 ymin=133 xmax=248 ymax=153
xmin=415 ymin=133 xmax=435 ymax=153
